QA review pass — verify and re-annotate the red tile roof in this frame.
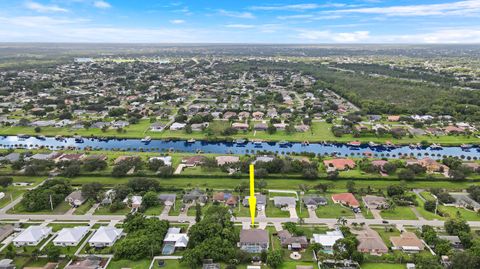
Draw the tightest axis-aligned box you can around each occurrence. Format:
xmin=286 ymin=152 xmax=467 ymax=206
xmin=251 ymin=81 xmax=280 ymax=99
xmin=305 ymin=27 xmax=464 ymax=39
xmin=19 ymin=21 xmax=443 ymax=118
xmin=331 ymin=193 xmax=360 ymax=207
xmin=323 ymin=158 xmax=356 ymax=170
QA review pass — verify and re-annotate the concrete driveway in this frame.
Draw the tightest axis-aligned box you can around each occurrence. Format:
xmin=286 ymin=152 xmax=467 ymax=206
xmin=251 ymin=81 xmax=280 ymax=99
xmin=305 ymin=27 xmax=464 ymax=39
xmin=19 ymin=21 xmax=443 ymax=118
xmin=288 ymin=207 xmax=298 ymax=219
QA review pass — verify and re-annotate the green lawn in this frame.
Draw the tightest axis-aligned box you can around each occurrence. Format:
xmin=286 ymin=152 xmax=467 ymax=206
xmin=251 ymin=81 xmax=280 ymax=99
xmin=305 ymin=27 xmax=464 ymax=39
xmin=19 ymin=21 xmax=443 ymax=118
xmin=64 ymin=175 xmax=477 ymax=192
xmin=415 ymin=195 xmax=443 ymax=220
xmin=439 ymin=205 xmax=480 ymax=221
xmin=108 ymin=259 xmax=153 ymax=269
xmin=7 ymin=201 xmax=71 ymax=215
xmin=315 ymin=194 xmax=355 ymax=219
xmin=372 ymin=227 xmax=401 ymax=247
xmin=94 ymin=205 xmax=131 ymax=215
xmin=74 ymin=200 xmax=95 ymax=215
xmin=380 ymin=207 xmax=418 ymax=220
xmin=144 ymin=204 xmax=165 ymax=215
xmin=265 ymin=200 xmax=290 ymax=218
xmin=361 ymin=263 xmax=406 ymax=269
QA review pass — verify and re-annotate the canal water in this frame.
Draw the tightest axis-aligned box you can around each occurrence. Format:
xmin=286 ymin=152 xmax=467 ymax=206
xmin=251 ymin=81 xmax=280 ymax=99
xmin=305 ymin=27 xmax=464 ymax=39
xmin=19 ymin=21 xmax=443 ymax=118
xmin=1 ymin=136 xmax=479 ymax=160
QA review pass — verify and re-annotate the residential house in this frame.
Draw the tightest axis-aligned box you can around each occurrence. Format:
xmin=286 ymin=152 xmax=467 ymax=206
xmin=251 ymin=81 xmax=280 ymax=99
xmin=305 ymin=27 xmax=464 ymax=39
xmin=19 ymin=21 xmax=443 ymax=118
xmin=238 ymin=229 xmax=269 ymax=253
xmin=88 ymin=226 xmax=123 ymax=248
xmin=13 ymin=226 xmax=52 ymax=247
xmin=182 ymin=156 xmax=206 ymax=167
xmin=191 ymin=122 xmax=209 ymax=131
xmin=390 ymin=232 xmax=425 ymax=253
xmin=252 ymin=112 xmax=264 ymax=120
xmin=303 ymin=196 xmax=327 ymax=209
xmin=243 ymin=194 xmax=267 ymax=211
xmin=311 ymin=230 xmax=344 ymax=252
xmin=354 ymin=228 xmax=388 ymax=255
xmin=215 ymin=156 xmax=240 ymax=166
xmin=0 ymin=259 xmax=15 ymax=269
xmin=323 ymin=158 xmax=356 ymax=172
xmin=170 ymin=122 xmax=186 ymax=130
xmin=406 ymin=157 xmax=449 ymax=175
xmin=123 ymin=196 xmax=142 ymax=209
xmin=113 ymin=156 xmax=139 ymax=165
xmin=438 ymin=235 xmax=463 ymax=249
xmin=111 ymin=121 xmax=129 ymax=129
xmin=223 ymin=112 xmax=237 ymax=120
xmin=253 ymin=123 xmax=268 ymax=131
xmin=232 ymin=123 xmax=249 ymax=131
xmin=149 ymin=156 xmax=172 ymax=166
xmin=53 ymin=226 xmax=89 ymax=247
xmin=183 ymin=189 xmax=208 ymax=204
xmin=163 ymin=228 xmax=189 ymax=254
xmin=273 ymin=197 xmax=296 ymax=209
xmin=56 ymin=153 xmax=86 ymax=163
xmin=158 ymin=194 xmax=176 ymax=206
xmin=212 ymin=192 xmax=237 ymax=207
xmin=0 ymin=153 xmax=20 ymax=163
xmin=362 ymin=195 xmax=388 ymax=210
xmin=331 ymin=193 xmax=360 ymax=208
xmin=295 ymin=124 xmax=310 ymax=132
xmin=277 ymin=230 xmax=308 ymax=250
xmin=387 ymin=115 xmax=400 ymax=122
xmin=253 ymin=155 xmax=274 ymax=164
xmin=65 ymin=256 xmax=104 ymax=269
xmin=65 ymin=190 xmax=86 ymax=207
xmin=150 ymin=123 xmax=166 ymax=132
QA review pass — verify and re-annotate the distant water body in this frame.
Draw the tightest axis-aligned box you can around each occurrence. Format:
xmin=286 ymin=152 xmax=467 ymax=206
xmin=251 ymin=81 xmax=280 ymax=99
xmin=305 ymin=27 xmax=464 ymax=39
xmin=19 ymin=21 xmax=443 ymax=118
xmin=1 ymin=136 xmax=479 ymax=160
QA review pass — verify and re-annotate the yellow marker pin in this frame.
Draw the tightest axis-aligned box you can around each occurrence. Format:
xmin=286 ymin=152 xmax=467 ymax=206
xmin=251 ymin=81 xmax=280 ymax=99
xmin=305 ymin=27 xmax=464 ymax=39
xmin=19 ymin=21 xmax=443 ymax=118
xmin=248 ymin=164 xmax=256 ymax=226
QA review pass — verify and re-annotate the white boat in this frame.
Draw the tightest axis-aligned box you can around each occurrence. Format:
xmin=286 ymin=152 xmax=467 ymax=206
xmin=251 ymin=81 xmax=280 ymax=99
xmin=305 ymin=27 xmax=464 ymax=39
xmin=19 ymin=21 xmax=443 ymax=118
xmin=141 ymin=136 xmax=152 ymax=143
xmin=430 ymin=143 xmax=442 ymax=150
xmin=74 ymin=135 xmax=84 ymax=143
xmin=461 ymin=144 xmax=473 ymax=149
xmin=368 ymin=141 xmax=378 ymax=147
xmin=235 ymin=139 xmax=246 ymax=144
xmin=187 ymin=138 xmax=196 ymax=143
xmin=253 ymin=140 xmax=263 ymax=146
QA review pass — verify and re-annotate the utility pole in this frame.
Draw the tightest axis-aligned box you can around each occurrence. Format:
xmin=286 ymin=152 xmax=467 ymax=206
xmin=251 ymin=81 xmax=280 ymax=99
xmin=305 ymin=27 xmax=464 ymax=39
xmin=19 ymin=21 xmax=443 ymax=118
xmin=50 ymin=195 xmax=54 ymax=211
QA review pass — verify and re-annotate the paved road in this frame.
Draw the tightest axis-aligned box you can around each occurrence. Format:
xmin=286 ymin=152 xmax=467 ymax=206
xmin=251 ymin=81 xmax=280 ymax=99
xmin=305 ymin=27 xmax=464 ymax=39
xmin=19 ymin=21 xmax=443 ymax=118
xmin=1 ymin=213 xmax=480 ymax=228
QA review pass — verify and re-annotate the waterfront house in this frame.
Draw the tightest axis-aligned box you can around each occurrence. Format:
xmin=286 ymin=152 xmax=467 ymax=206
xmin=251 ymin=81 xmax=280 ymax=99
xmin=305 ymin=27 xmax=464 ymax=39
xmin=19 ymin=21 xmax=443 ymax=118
xmin=323 ymin=158 xmax=356 ymax=171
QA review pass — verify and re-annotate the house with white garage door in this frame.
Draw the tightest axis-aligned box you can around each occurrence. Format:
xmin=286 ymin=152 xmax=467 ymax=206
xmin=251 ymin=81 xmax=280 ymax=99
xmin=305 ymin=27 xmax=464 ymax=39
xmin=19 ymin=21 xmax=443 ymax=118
xmin=13 ymin=226 xmax=52 ymax=247
xmin=53 ymin=226 xmax=90 ymax=247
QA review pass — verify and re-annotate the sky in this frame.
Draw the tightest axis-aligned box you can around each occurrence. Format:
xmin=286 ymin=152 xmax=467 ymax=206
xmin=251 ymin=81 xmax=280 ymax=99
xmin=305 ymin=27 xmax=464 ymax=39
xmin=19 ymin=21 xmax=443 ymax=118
xmin=0 ymin=0 xmax=479 ymax=43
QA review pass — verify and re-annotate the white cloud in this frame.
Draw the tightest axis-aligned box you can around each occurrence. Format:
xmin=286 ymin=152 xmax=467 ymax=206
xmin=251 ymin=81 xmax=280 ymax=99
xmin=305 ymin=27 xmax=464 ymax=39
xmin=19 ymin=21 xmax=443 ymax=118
xmin=0 ymin=16 xmax=87 ymax=28
xmin=25 ymin=1 xmax=68 ymax=13
xmin=218 ymin=9 xmax=255 ymax=19
xmin=94 ymin=1 xmax=111 ymax=9
xmin=225 ymin=24 xmax=255 ymax=29
xmin=297 ymin=29 xmax=370 ymax=42
xmin=170 ymin=19 xmax=185 ymax=24
xmin=277 ymin=14 xmax=314 ymax=20
xmin=333 ymin=0 xmax=480 ymax=17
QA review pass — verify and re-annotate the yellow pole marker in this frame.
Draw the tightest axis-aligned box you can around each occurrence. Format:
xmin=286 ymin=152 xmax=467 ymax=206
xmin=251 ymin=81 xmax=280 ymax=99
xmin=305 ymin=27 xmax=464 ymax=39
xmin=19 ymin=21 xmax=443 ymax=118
xmin=248 ymin=164 xmax=256 ymax=226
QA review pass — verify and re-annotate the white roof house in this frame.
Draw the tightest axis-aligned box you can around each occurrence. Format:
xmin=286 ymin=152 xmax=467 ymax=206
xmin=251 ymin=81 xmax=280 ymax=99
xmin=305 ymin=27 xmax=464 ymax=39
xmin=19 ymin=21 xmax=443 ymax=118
xmin=53 ymin=226 xmax=89 ymax=247
xmin=149 ymin=156 xmax=172 ymax=166
xmin=164 ymin=228 xmax=189 ymax=248
xmin=13 ymin=226 xmax=52 ymax=247
xmin=88 ymin=226 xmax=123 ymax=248
xmin=123 ymin=196 xmax=143 ymax=209
xmin=312 ymin=230 xmax=344 ymax=250
xmin=170 ymin=122 xmax=186 ymax=130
